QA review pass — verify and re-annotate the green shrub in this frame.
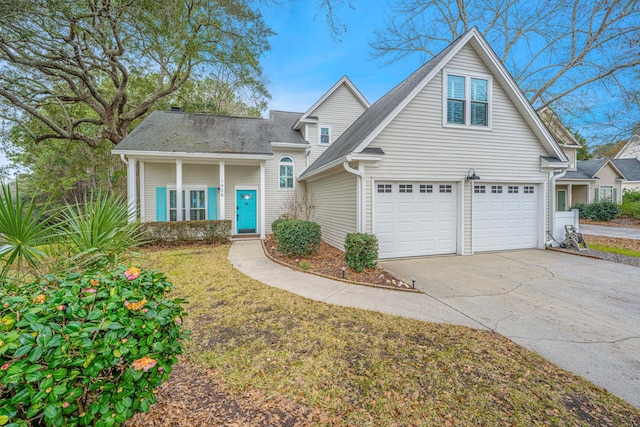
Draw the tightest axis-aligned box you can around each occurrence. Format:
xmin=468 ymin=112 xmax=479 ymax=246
xmin=620 ymin=200 xmax=640 ymax=219
xmin=271 ymin=218 xmax=289 ymax=240
xmin=141 ymin=220 xmax=231 ymax=244
xmin=344 ymin=233 xmax=378 ymax=272
xmin=622 ymin=189 xmax=640 ymax=203
xmin=0 ymin=266 xmax=188 ymax=426
xmin=276 ymin=220 xmax=321 ymax=257
xmin=572 ymin=202 xmax=621 ymax=221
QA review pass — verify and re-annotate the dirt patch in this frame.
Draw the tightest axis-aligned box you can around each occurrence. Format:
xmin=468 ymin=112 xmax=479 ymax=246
xmin=581 ymin=217 xmax=640 ymax=228
xmin=125 ymin=358 xmax=324 ymax=427
xmin=583 ymin=234 xmax=640 ymax=252
xmin=263 ymin=235 xmax=414 ymax=290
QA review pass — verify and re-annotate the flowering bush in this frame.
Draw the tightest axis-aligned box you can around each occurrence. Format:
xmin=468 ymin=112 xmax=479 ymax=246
xmin=0 ymin=266 xmax=188 ymax=426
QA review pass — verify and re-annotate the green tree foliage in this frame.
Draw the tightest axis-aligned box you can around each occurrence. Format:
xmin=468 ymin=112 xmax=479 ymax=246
xmin=592 ymin=139 xmax=628 ymax=159
xmin=573 ymin=131 xmax=592 ymax=160
xmin=0 ymin=0 xmax=272 ymax=149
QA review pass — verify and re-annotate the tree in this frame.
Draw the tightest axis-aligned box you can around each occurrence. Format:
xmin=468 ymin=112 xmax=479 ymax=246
xmin=0 ymin=0 xmax=271 ymax=149
xmin=573 ymin=131 xmax=592 ymax=160
xmin=371 ymin=0 xmax=639 ymax=119
xmin=592 ymin=139 xmax=627 ymax=158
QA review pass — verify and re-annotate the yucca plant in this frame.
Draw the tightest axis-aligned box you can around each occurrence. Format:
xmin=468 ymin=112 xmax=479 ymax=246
xmin=0 ymin=182 xmax=58 ymax=279
xmin=57 ymin=191 xmax=146 ymax=269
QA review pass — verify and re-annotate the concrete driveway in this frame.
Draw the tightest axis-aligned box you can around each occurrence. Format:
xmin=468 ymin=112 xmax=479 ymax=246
xmin=380 ymin=250 xmax=640 ymax=408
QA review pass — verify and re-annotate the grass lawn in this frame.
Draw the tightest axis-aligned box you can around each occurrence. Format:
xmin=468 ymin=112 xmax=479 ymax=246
xmin=143 ymin=245 xmax=640 ymax=426
xmin=587 ymin=243 xmax=640 ymax=258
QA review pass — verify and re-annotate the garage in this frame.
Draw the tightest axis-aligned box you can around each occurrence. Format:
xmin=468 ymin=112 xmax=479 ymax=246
xmin=472 ymin=183 xmax=539 ymax=252
xmin=374 ymin=182 xmax=457 ymax=259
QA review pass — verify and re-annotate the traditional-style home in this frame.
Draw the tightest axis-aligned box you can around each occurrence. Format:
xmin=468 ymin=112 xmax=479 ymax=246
xmin=113 ymin=27 xmax=572 ymax=258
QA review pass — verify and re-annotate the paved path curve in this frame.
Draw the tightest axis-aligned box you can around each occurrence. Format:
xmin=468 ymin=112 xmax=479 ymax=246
xmin=580 ymin=223 xmax=640 ymax=240
xmin=229 ymin=240 xmax=640 ymax=408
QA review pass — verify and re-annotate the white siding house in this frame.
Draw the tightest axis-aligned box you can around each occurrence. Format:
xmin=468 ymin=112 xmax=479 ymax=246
xmin=114 ymin=27 xmax=569 ymax=258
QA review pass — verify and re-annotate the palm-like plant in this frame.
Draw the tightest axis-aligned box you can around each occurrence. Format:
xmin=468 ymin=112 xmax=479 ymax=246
xmin=0 ymin=182 xmax=58 ymax=278
xmin=58 ymin=191 xmax=145 ymax=269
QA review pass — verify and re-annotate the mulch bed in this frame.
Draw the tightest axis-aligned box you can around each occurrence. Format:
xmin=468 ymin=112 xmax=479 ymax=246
xmin=125 ymin=359 xmax=324 ymax=427
xmin=263 ymin=235 xmax=415 ymax=290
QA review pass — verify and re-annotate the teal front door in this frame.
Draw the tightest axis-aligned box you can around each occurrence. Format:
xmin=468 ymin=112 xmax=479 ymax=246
xmin=236 ymin=190 xmax=257 ymax=234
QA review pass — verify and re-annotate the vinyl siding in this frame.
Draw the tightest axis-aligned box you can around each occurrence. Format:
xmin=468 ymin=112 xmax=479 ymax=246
xmin=561 ymin=147 xmax=578 ymax=170
xmin=307 ymin=169 xmax=357 ymax=250
xmin=305 ymin=84 xmax=367 ymax=165
xmin=593 ymin=164 xmax=623 ymax=202
xmin=263 ymin=149 xmax=309 ymax=233
xmin=365 ymin=44 xmax=551 ymax=254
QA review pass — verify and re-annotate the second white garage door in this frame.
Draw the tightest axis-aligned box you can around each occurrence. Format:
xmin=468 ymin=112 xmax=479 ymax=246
xmin=374 ymin=182 xmax=457 ymax=259
xmin=473 ymin=183 xmax=539 ymax=252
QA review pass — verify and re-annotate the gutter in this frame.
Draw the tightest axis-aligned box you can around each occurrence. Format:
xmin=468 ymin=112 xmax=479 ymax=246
xmin=343 ymin=161 xmax=366 ymax=233
xmin=119 ymin=154 xmax=128 ymax=165
xmin=546 ymin=169 xmax=567 ymax=247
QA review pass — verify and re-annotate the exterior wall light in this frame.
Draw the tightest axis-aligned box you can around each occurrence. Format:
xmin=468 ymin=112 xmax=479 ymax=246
xmin=466 ymin=169 xmax=481 ymax=181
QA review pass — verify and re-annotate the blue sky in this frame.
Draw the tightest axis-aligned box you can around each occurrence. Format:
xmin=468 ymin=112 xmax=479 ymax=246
xmin=260 ymin=1 xmax=422 ymax=114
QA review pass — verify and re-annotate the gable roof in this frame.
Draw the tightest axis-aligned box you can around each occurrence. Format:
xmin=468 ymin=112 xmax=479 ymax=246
xmin=573 ymin=159 xmax=626 ymax=180
xmin=299 ymin=27 xmax=567 ymax=180
xmin=612 ymin=158 xmax=640 ymax=182
xmin=539 ymin=107 xmax=581 ymax=147
xmin=615 ymin=134 xmax=640 ymax=159
xmin=113 ymin=110 xmax=306 ymax=156
xmin=293 ymin=76 xmax=370 ymax=130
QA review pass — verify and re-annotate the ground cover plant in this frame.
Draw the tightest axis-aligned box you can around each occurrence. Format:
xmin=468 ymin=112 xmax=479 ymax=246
xmin=130 ymin=244 xmax=640 ymax=426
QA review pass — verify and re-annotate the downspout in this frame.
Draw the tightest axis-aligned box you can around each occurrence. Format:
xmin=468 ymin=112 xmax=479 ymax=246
xmin=120 ymin=154 xmax=128 ymax=165
xmin=343 ymin=160 xmax=365 ymax=233
xmin=546 ymin=169 xmax=567 ymax=246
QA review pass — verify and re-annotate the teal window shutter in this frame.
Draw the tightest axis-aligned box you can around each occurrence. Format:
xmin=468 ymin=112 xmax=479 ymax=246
xmin=613 ymin=188 xmax=617 ymax=203
xmin=594 ymin=188 xmax=599 ymax=202
xmin=207 ymin=187 xmax=218 ymax=220
xmin=156 ymin=187 xmax=167 ymax=222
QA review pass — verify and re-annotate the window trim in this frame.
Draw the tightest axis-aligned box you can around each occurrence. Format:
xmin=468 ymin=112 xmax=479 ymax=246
xmin=167 ymin=185 xmax=208 ymax=221
xmin=443 ymin=68 xmax=493 ymax=130
xmin=599 ymin=185 xmax=614 ymax=202
xmin=278 ymin=156 xmax=295 ymax=190
xmin=318 ymin=125 xmax=332 ymax=145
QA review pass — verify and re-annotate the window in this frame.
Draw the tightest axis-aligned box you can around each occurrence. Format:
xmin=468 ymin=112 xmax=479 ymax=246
xmin=279 ymin=157 xmax=294 ymax=189
xmin=491 ymin=185 xmax=503 ymax=194
xmin=474 ymin=185 xmax=486 ymax=194
xmin=377 ymin=184 xmax=392 ymax=193
xmin=599 ymin=186 xmax=613 ymax=202
xmin=169 ymin=189 xmax=206 ymax=221
xmin=319 ymin=126 xmax=331 ymax=144
xmin=439 ymin=184 xmax=452 ymax=193
xmin=508 ymin=185 xmax=519 ymax=194
xmin=420 ymin=184 xmax=433 ymax=193
xmin=524 ymin=186 xmax=535 ymax=194
xmin=445 ymin=72 xmax=490 ymax=127
xmin=399 ymin=184 xmax=413 ymax=193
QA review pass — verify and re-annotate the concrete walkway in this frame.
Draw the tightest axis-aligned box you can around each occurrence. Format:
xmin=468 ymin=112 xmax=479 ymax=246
xmin=228 ymin=240 xmax=640 ymax=408
xmin=580 ymin=223 xmax=640 ymax=240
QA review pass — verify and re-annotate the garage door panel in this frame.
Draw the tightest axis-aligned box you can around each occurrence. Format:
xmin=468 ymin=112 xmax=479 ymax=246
xmin=474 ymin=183 xmax=538 ymax=252
xmin=375 ymin=182 xmax=457 ymax=259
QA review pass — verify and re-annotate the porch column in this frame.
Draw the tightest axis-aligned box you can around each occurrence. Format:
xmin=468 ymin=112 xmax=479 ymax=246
xmin=176 ymin=159 xmax=183 ymax=221
xmin=139 ymin=161 xmax=145 ymax=222
xmin=260 ymin=160 xmax=266 ymax=239
xmin=567 ymin=184 xmax=572 ymax=210
xmin=126 ymin=157 xmax=137 ymax=222
xmin=219 ymin=160 xmax=225 ymax=220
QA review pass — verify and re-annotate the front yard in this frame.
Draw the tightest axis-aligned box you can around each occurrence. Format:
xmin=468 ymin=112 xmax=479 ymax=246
xmin=128 ymin=244 xmax=640 ymax=426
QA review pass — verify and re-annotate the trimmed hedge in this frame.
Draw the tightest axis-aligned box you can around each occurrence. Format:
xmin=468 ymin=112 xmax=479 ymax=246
xmin=344 ymin=233 xmax=378 ymax=272
xmin=0 ymin=266 xmax=188 ymax=426
xmin=572 ymin=202 xmax=621 ymax=221
xmin=141 ymin=220 xmax=231 ymax=244
xmin=271 ymin=218 xmax=288 ymax=240
xmin=275 ymin=219 xmax=321 ymax=257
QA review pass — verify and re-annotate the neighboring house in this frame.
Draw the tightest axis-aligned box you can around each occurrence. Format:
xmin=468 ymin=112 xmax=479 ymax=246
xmin=612 ymin=158 xmax=640 ymax=193
xmin=113 ymin=27 xmax=571 ymax=259
xmin=615 ymin=134 xmax=640 ymax=161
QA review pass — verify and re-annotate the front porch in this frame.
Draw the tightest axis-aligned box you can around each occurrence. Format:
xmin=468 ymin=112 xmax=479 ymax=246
xmin=556 ymin=181 xmax=591 ymax=211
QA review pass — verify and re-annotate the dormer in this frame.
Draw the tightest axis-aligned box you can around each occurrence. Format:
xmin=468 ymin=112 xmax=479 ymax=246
xmin=295 ymin=76 xmax=369 ymax=165
xmin=539 ymin=108 xmax=581 ymax=171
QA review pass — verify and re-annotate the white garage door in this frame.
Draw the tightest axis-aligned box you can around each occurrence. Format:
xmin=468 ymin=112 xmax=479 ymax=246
xmin=374 ymin=182 xmax=457 ymax=259
xmin=473 ymin=183 xmax=539 ymax=252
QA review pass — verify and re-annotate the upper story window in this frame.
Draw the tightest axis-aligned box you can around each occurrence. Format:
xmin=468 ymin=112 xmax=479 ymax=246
xmin=445 ymin=71 xmax=491 ymax=128
xmin=279 ymin=157 xmax=294 ymax=189
xmin=319 ymin=126 xmax=331 ymax=144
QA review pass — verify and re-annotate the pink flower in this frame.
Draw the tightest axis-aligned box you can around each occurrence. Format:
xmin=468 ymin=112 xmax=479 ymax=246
xmin=1 ymin=364 xmax=9 ymax=370
xmin=132 ymin=356 xmax=157 ymax=372
xmin=58 ymin=305 xmax=67 ymax=311
xmin=83 ymin=287 xmax=97 ymax=294
xmin=62 ymin=402 xmax=70 ymax=408
xmin=174 ymin=317 xmax=182 ymax=325
xmin=124 ymin=267 xmax=141 ymax=280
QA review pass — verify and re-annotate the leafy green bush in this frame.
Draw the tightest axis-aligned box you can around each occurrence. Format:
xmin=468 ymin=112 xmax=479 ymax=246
xmin=622 ymin=189 xmax=640 ymax=203
xmin=620 ymin=200 xmax=640 ymax=219
xmin=572 ymin=202 xmax=621 ymax=221
xmin=344 ymin=233 xmax=378 ymax=272
xmin=271 ymin=218 xmax=289 ymax=240
xmin=141 ymin=220 xmax=231 ymax=244
xmin=276 ymin=220 xmax=321 ymax=257
xmin=0 ymin=266 xmax=188 ymax=426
